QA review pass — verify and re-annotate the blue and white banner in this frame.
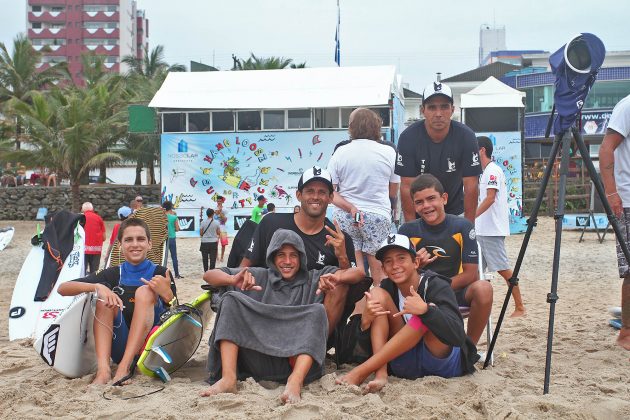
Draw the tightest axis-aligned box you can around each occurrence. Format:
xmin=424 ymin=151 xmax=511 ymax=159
xmin=161 ymin=131 xmax=348 ymax=237
xmin=477 ymin=131 xmax=527 ymax=234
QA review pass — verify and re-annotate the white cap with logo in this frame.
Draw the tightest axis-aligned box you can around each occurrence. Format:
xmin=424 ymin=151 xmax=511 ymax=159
xmin=297 ymin=166 xmax=334 ymax=193
xmin=375 ymin=234 xmax=417 ymax=261
xmin=422 ymin=81 xmax=453 ymax=103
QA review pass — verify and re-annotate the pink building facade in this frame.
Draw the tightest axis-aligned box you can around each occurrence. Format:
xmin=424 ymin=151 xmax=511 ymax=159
xmin=27 ymin=0 xmax=148 ymax=85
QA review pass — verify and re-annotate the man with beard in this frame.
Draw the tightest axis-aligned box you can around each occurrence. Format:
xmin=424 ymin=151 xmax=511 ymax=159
xmin=241 ymin=166 xmax=363 ymax=336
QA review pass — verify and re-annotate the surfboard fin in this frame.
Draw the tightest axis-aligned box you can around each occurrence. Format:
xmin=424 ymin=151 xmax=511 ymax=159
xmin=155 ymin=366 xmax=171 ymax=383
xmin=151 ymin=346 xmax=173 ymax=364
xmin=183 ymin=314 xmax=202 ymax=328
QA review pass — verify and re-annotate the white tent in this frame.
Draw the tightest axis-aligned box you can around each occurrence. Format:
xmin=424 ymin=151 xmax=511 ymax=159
xmin=460 ymin=76 xmax=525 ymax=109
xmin=149 ymin=65 xmax=401 ymax=110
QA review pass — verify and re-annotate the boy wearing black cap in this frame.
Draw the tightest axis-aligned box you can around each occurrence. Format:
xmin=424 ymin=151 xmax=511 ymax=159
xmin=337 ymin=234 xmax=477 ymax=393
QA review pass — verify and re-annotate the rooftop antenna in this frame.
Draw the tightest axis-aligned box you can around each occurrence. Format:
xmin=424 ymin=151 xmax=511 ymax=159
xmin=436 ymin=72 xmax=442 ymax=82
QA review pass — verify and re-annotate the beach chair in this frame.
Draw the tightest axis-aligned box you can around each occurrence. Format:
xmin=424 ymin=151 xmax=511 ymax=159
xmin=105 ymin=206 xmax=169 ymax=268
xmin=458 ymin=243 xmax=494 ymax=366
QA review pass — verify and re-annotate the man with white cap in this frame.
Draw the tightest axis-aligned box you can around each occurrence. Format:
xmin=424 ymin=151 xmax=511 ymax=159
xmin=241 ymin=166 xmax=365 ymax=337
xmin=395 ymin=81 xmax=481 ymax=223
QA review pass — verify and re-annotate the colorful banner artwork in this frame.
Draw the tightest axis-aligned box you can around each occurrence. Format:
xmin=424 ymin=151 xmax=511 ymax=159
xmin=477 ymin=131 xmax=527 ymax=234
xmin=161 ymin=131 xmax=349 ymax=237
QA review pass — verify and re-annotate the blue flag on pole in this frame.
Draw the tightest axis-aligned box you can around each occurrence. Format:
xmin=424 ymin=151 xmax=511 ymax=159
xmin=334 ymin=0 xmax=340 ymax=66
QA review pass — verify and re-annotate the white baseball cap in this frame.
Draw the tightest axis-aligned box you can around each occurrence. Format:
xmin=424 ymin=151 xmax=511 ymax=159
xmin=422 ymin=81 xmax=453 ymax=103
xmin=375 ymin=234 xmax=417 ymax=261
xmin=297 ymin=166 xmax=334 ymax=193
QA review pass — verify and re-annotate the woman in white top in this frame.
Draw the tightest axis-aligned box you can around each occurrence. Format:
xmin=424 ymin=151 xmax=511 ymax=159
xmin=327 ymin=108 xmax=400 ymax=284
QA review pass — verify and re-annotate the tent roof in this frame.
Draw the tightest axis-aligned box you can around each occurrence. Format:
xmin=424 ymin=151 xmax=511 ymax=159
xmin=460 ymin=76 xmax=525 ymax=108
xmin=149 ymin=65 xmax=400 ymax=110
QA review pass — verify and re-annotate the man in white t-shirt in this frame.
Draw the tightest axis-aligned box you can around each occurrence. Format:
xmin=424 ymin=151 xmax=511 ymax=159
xmin=599 ymin=93 xmax=630 ymax=352
xmin=475 ymin=136 xmax=525 ymax=317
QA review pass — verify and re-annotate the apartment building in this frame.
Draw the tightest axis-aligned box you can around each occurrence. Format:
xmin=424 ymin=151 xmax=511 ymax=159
xmin=27 ymin=0 xmax=148 ymax=84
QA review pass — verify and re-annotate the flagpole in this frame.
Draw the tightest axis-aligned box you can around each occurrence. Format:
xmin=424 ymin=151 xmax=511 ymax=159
xmin=335 ymin=0 xmax=341 ymax=66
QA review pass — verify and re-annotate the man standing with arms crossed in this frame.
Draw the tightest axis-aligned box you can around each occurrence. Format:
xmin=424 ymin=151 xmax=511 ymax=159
xmin=396 ymin=81 xmax=481 ymax=223
xmin=599 ymin=93 xmax=630 ymax=353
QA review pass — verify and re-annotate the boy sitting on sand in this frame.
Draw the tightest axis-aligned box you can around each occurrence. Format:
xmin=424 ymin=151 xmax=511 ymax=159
xmin=58 ymin=218 xmax=176 ymax=385
xmin=337 ymin=234 xmax=478 ymax=393
xmin=202 ymin=229 xmax=363 ymax=404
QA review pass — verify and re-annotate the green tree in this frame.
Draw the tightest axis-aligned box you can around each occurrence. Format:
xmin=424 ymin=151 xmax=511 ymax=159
xmin=0 ymin=33 xmax=66 ymax=149
xmin=3 ymin=88 xmax=122 ymax=210
xmin=232 ymin=53 xmax=306 ymax=70
xmin=122 ymin=45 xmax=185 ymax=184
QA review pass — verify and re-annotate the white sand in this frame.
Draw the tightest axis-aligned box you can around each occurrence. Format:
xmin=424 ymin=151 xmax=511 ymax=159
xmin=0 ymin=218 xmax=628 ymax=419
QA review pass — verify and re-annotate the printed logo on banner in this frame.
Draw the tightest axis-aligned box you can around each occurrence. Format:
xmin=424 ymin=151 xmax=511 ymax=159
xmin=576 ymin=216 xmax=590 ymax=227
xmin=234 ymin=216 xmax=251 ymax=231
xmin=177 ymin=216 xmax=195 ymax=231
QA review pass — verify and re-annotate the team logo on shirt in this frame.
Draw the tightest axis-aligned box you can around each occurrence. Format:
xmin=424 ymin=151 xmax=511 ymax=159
xmin=469 ymin=228 xmax=476 ymax=240
xmin=316 ymin=251 xmax=326 ymax=266
xmin=248 ymin=240 xmax=254 ymax=252
xmin=426 ymin=246 xmax=449 ymax=258
xmin=397 ymin=154 xmax=404 ymax=167
xmin=471 ymin=153 xmax=480 ymax=166
xmin=488 ymin=174 xmax=498 ymax=186
xmin=420 ymin=159 xmax=426 ymax=174
xmin=446 ymin=158 xmax=456 ymax=173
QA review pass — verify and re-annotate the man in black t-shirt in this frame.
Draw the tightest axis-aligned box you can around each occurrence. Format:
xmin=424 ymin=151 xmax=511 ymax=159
xmin=241 ymin=166 xmax=364 ymax=336
xmin=396 ymin=81 xmax=481 ymax=223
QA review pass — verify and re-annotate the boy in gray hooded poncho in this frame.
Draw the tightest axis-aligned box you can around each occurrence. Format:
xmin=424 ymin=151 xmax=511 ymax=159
xmin=202 ymin=229 xmax=363 ymax=403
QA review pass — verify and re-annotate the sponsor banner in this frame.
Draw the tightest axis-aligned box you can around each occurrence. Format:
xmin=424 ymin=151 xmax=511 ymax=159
xmin=562 ymin=213 xmax=610 ymax=230
xmin=477 ymin=132 xmax=527 ymax=234
xmin=161 ymin=131 xmax=348 ymax=237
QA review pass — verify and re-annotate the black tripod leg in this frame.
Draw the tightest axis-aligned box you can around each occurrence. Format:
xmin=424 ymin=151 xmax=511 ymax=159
xmin=572 ymin=128 xmax=630 ymax=262
xmin=543 ymin=131 xmax=572 ymax=394
xmin=483 ymin=134 xmax=563 ymax=369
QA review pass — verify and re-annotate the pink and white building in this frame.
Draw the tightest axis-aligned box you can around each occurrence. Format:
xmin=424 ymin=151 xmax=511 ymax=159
xmin=27 ymin=0 xmax=148 ymax=85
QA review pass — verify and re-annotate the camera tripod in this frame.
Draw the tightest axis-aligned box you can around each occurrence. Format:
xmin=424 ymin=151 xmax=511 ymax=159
xmin=483 ymin=126 xmax=630 ymax=394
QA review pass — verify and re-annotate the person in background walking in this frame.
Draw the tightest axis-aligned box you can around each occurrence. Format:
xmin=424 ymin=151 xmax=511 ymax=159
xmin=200 ymin=208 xmax=221 ymax=271
xmin=82 ymin=202 xmax=106 ymax=274
xmin=215 ymin=196 xmax=229 ymax=263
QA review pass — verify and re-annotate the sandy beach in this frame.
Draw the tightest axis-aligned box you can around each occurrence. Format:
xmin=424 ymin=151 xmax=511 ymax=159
xmin=1 ymin=217 xmax=628 ymax=419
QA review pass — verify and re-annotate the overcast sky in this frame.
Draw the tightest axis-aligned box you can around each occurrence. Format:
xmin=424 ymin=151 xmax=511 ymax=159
xmin=1 ymin=0 xmax=629 ymax=91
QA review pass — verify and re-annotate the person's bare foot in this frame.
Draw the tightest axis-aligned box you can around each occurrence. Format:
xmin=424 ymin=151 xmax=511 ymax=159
xmin=335 ymin=368 xmax=367 ymax=387
xmin=617 ymin=327 xmax=630 ymax=351
xmin=112 ymin=365 xmax=132 ymax=386
xmin=510 ymin=307 xmax=526 ymax=318
xmin=280 ymin=378 xmax=303 ymax=404
xmin=91 ymin=369 xmax=111 ymax=385
xmin=200 ymin=377 xmax=237 ymax=397
xmin=363 ymin=377 xmax=387 ymax=394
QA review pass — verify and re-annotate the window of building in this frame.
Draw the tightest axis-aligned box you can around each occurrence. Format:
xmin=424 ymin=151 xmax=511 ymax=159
xmin=340 ymin=107 xmax=357 ymax=128
xmin=584 ymin=80 xmax=630 ymax=109
xmin=237 ymin=111 xmax=261 ymax=131
xmin=51 ymin=6 xmax=65 ymax=12
xmin=212 ymin=111 xmax=234 ymax=131
xmin=369 ymin=107 xmax=391 ymax=127
xmin=522 ymin=85 xmax=554 ymax=113
xmin=188 ymin=112 xmax=210 ymax=132
xmin=288 ymin=109 xmax=311 ymax=129
xmin=163 ymin=113 xmax=186 ymax=132
xmin=31 ymin=22 xmax=42 ymax=29
xmin=263 ymin=110 xmax=285 ymax=130
xmin=32 ymin=5 xmax=42 ymax=12
xmin=314 ymin=108 xmax=340 ymax=129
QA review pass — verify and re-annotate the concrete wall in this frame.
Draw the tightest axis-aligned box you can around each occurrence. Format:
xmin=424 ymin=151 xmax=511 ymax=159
xmin=0 ymin=185 xmax=160 ymax=221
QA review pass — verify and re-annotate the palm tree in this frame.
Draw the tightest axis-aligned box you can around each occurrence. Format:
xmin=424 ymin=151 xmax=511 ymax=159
xmin=122 ymin=45 xmax=185 ymax=184
xmin=3 ymin=88 xmax=122 ymax=210
xmin=0 ymin=33 xmax=67 ymax=149
xmin=233 ymin=53 xmax=306 ymax=70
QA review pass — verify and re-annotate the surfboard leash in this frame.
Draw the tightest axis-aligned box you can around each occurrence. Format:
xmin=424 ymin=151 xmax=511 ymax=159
xmin=102 ymin=385 xmax=165 ymax=401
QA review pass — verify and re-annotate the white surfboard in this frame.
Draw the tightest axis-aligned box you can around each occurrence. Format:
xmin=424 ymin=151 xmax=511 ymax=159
xmin=34 ymin=293 xmax=97 ymax=378
xmin=9 ymin=243 xmax=46 ymax=341
xmin=9 ymin=223 xmax=85 ymax=341
xmin=0 ymin=227 xmax=14 ymax=251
